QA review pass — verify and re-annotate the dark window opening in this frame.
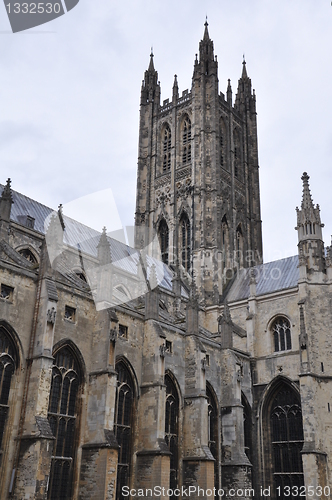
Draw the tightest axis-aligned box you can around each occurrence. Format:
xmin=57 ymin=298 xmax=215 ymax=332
xmin=0 ymin=327 xmax=17 ymax=452
xmin=115 ymin=361 xmax=135 ymax=500
xmin=162 ymin=125 xmax=171 ymax=172
xmin=220 ymin=133 xmax=224 ymax=166
xmin=180 ymin=213 xmax=191 ymax=272
xmin=165 ymin=374 xmax=179 ymax=498
xmin=270 ymin=386 xmax=304 ymax=499
xmin=165 ymin=340 xmax=172 ymax=353
xmin=119 ymin=325 xmax=128 ymax=339
xmin=0 ymin=285 xmax=13 ymax=301
xmin=272 ymin=318 xmax=291 ymax=352
xmin=48 ymin=347 xmax=81 ymax=500
xmin=19 ymin=248 xmax=37 ymax=264
xmin=182 ymin=117 xmax=191 ymax=165
xmin=242 ymin=394 xmax=252 ymax=464
xmin=158 ymin=219 xmax=169 ymax=265
xmin=75 ymin=271 xmax=87 ymax=283
xmin=207 ymin=384 xmax=219 ymax=491
xmin=64 ymin=306 xmax=76 ymax=323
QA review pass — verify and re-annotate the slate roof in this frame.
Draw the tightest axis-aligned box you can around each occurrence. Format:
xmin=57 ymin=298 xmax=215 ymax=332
xmin=1 ymin=185 xmax=180 ymax=294
xmin=226 ymin=256 xmax=299 ymax=302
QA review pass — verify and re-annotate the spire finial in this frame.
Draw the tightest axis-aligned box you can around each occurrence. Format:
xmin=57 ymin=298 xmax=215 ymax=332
xmin=148 ymin=48 xmax=155 ymax=72
xmin=203 ymin=17 xmax=210 ymax=40
xmin=301 ymin=172 xmax=314 ymax=210
xmin=241 ymin=55 xmax=248 ymax=78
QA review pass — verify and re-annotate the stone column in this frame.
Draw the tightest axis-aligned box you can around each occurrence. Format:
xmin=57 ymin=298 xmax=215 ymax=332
xmin=182 ymin=296 xmax=215 ymax=499
xmin=79 ymin=308 xmax=119 ymax=500
xmin=13 ymin=275 xmax=58 ymax=500
xmin=135 ymin=288 xmax=170 ymax=497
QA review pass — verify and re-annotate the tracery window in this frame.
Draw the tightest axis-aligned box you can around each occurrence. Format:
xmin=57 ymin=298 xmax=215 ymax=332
xmin=163 ymin=125 xmax=171 ymax=172
xmin=272 ymin=318 xmax=292 ymax=352
xmin=234 ymin=130 xmax=241 ymax=179
xmin=180 ymin=213 xmax=190 ymax=271
xmin=270 ymin=385 xmax=304 ymax=497
xmin=0 ymin=326 xmax=17 ymax=453
xmin=182 ymin=117 xmax=191 ymax=165
xmin=158 ymin=219 xmax=169 ymax=265
xmin=18 ymin=248 xmax=38 ymax=264
xmin=220 ymin=119 xmax=226 ymax=168
xmin=207 ymin=384 xmax=219 ymax=490
xmin=165 ymin=374 xmax=179 ymax=496
xmin=48 ymin=347 xmax=81 ymax=500
xmin=115 ymin=361 xmax=135 ymax=500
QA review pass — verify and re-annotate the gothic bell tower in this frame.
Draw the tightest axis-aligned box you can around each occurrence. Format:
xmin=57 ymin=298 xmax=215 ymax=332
xmin=135 ymin=22 xmax=263 ymax=305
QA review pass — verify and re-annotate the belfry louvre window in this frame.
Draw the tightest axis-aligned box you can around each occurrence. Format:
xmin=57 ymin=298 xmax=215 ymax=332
xmin=182 ymin=117 xmax=191 ymax=165
xmin=115 ymin=361 xmax=135 ymax=500
xmin=270 ymin=386 xmax=304 ymax=497
xmin=272 ymin=317 xmax=291 ymax=352
xmin=158 ymin=219 xmax=169 ymax=265
xmin=47 ymin=347 xmax=81 ymax=500
xmin=165 ymin=374 xmax=179 ymax=496
xmin=0 ymin=327 xmax=17 ymax=453
xmin=163 ymin=125 xmax=171 ymax=172
xmin=207 ymin=384 xmax=219 ymax=491
xmin=180 ymin=213 xmax=191 ymax=271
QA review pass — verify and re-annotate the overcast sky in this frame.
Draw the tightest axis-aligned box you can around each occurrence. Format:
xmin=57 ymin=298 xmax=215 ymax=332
xmin=0 ymin=0 xmax=331 ymax=263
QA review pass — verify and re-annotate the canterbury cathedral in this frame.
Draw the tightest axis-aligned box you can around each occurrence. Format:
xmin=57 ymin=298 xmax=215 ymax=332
xmin=0 ymin=22 xmax=331 ymax=500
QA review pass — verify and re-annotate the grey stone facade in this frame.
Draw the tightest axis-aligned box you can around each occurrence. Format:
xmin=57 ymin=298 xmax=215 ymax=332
xmin=0 ymin=22 xmax=331 ymax=500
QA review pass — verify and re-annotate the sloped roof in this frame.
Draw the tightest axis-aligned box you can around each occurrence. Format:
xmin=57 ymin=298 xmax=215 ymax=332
xmin=226 ymin=256 xmax=299 ymax=302
xmin=1 ymin=185 xmax=178 ymax=293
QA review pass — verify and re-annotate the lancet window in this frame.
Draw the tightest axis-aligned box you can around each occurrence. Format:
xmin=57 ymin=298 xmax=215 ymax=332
xmin=165 ymin=374 xmax=179 ymax=497
xmin=0 ymin=326 xmax=17 ymax=453
xmin=207 ymin=384 xmax=219 ymax=490
xmin=182 ymin=116 xmax=191 ymax=165
xmin=162 ymin=125 xmax=171 ymax=172
xmin=180 ymin=213 xmax=191 ymax=271
xmin=158 ymin=219 xmax=169 ymax=265
xmin=115 ymin=361 xmax=135 ymax=500
xmin=270 ymin=385 xmax=304 ymax=497
xmin=272 ymin=317 xmax=292 ymax=352
xmin=48 ymin=347 xmax=81 ymax=500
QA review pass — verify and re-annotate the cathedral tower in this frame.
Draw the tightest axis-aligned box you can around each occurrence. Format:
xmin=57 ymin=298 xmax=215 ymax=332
xmin=135 ymin=22 xmax=263 ymax=305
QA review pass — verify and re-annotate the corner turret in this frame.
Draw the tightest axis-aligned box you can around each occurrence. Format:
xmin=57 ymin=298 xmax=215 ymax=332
xmin=193 ymin=20 xmax=218 ymax=78
xmin=234 ymin=58 xmax=256 ymax=114
xmin=296 ymin=172 xmax=325 ymax=274
xmin=140 ymin=49 xmax=160 ymax=106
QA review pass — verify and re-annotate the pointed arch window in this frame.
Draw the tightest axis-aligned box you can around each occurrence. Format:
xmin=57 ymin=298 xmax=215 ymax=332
xmin=242 ymin=394 xmax=252 ymax=463
xmin=163 ymin=125 xmax=171 ymax=172
xmin=165 ymin=374 xmax=179 ymax=496
xmin=115 ymin=361 xmax=135 ymax=500
xmin=233 ymin=130 xmax=241 ymax=180
xmin=182 ymin=117 xmax=191 ymax=165
xmin=270 ymin=385 xmax=304 ymax=497
xmin=48 ymin=347 xmax=81 ymax=500
xmin=18 ymin=248 xmax=38 ymax=264
xmin=220 ymin=119 xmax=227 ymax=169
xmin=180 ymin=213 xmax=191 ymax=271
xmin=0 ymin=326 xmax=17 ymax=454
xmin=206 ymin=384 xmax=219 ymax=491
xmin=272 ymin=318 xmax=292 ymax=352
xmin=236 ymin=224 xmax=243 ymax=267
xmin=158 ymin=219 xmax=169 ymax=265
xmin=221 ymin=216 xmax=229 ymax=270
